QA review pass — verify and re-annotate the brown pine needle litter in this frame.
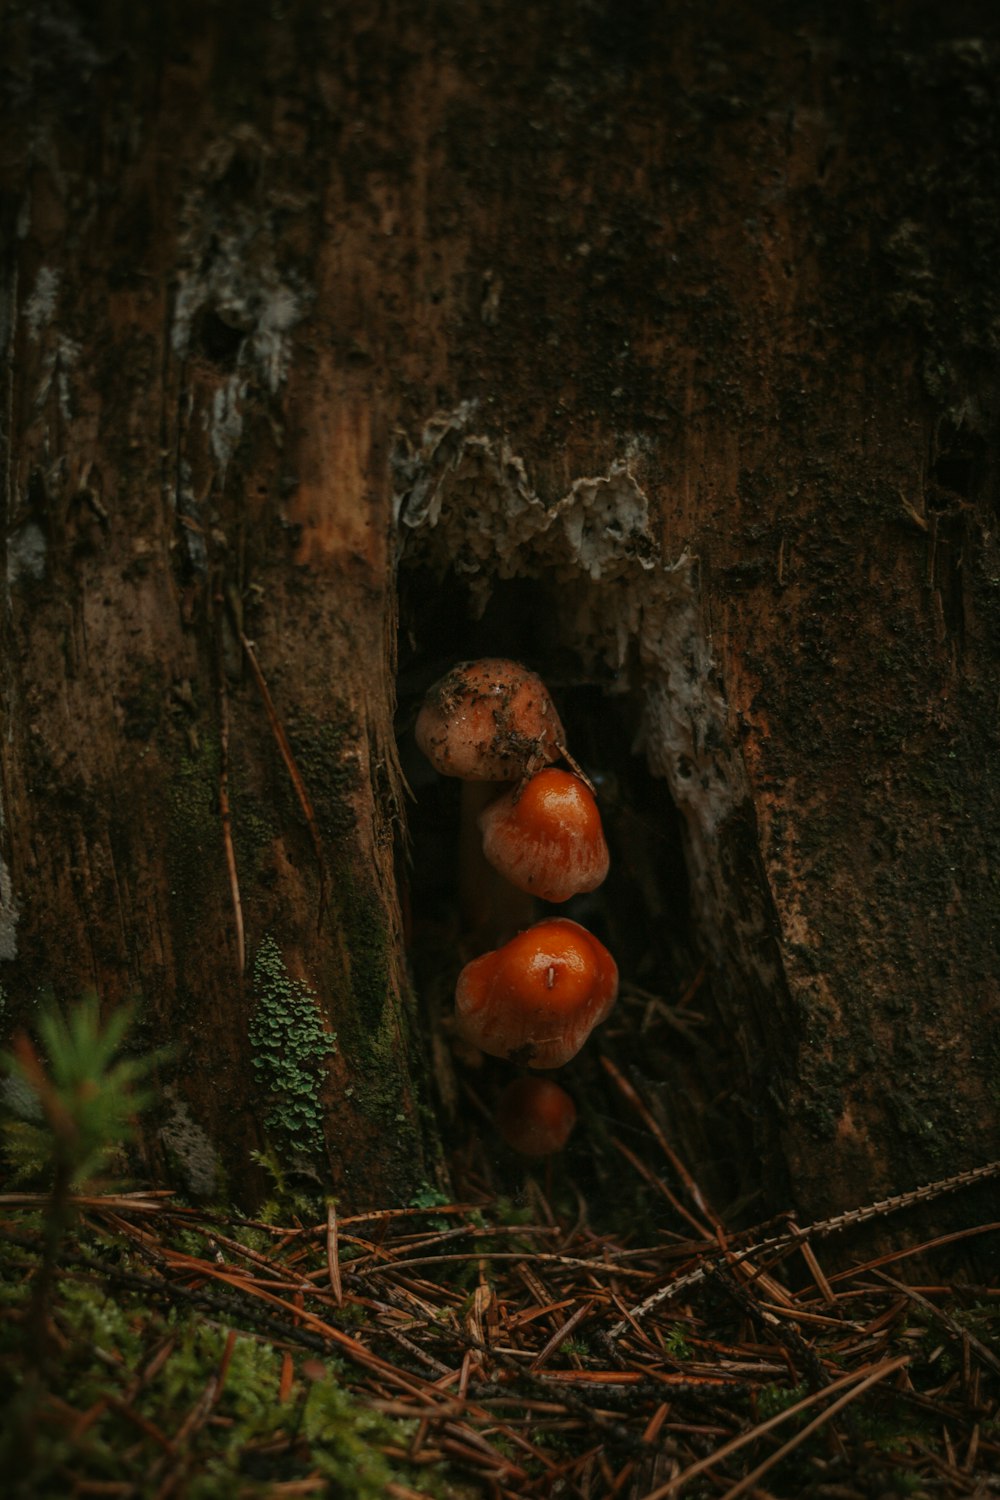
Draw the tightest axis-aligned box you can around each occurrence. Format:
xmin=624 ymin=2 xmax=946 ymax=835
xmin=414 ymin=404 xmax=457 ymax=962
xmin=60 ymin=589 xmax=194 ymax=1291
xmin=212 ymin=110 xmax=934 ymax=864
xmin=2 ymin=1132 xmax=998 ymax=1496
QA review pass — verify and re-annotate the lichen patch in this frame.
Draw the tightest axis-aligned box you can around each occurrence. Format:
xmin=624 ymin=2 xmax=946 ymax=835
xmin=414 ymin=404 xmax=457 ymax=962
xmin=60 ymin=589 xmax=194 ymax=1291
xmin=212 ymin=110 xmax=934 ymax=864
xmin=22 ymin=265 xmax=60 ymax=341
xmin=158 ymin=1087 xmax=224 ymax=1199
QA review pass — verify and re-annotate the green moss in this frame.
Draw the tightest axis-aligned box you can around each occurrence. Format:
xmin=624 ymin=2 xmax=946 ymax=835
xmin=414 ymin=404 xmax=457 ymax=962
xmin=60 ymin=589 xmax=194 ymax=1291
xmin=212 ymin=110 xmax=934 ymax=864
xmin=326 ymin=878 xmax=443 ymax=1191
xmin=230 ymin=788 xmax=279 ymax=878
xmin=408 ymin=1183 xmax=451 ymax=1232
xmin=0 ymin=1261 xmax=436 ymax=1500
xmin=333 ymin=869 xmax=426 ymax=1140
xmin=167 ymin=738 xmax=222 ymax=920
xmin=285 ymin=713 xmax=360 ymax=841
xmin=249 ymin=937 xmax=336 ymax=1156
xmin=663 ymin=1324 xmax=694 ymax=1361
xmin=339 ymin=873 xmax=391 ymax=1035
xmin=756 ymin=1381 xmax=808 ymax=1420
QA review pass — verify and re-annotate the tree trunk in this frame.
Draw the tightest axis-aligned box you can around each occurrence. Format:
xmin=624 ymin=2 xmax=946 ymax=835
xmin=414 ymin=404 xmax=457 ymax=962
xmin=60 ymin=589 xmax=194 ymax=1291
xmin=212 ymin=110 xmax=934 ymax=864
xmin=3 ymin=0 xmax=998 ymax=1221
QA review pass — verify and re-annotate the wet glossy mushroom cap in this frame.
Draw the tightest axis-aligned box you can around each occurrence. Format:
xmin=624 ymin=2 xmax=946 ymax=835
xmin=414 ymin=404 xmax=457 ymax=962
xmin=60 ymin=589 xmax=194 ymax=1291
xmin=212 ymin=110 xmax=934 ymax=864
xmin=496 ymin=1076 xmax=577 ymax=1156
xmin=415 ymin=658 xmax=565 ymax=781
xmin=478 ymin=768 xmax=610 ymax=902
xmin=455 ymin=917 xmax=618 ymax=1069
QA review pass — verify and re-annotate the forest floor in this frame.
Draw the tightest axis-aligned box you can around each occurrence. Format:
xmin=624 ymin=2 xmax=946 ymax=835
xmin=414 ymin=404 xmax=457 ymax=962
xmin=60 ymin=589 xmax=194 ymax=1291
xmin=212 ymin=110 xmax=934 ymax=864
xmin=3 ymin=1089 xmax=999 ymax=1500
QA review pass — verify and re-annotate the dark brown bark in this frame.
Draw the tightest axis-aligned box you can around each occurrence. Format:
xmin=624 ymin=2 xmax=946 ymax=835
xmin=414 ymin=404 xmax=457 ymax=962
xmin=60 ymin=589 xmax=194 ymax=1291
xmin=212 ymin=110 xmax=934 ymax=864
xmin=2 ymin=0 xmax=999 ymax=1222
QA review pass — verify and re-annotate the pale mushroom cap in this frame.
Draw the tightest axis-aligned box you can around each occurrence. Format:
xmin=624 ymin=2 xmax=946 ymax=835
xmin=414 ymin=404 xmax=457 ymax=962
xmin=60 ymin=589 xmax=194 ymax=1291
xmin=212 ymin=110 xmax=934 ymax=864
xmin=455 ymin=917 xmax=618 ymax=1069
xmin=415 ymin=658 xmax=565 ymax=781
xmin=479 ymin=769 xmax=610 ymax=902
xmin=496 ymin=1076 xmax=577 ymax=1156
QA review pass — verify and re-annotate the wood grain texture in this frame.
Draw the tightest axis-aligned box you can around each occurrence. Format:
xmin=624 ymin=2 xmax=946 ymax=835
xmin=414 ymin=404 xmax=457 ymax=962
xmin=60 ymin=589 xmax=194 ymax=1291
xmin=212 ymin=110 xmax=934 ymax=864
xmin=2 ymin=0 xmax=998 ymax=1216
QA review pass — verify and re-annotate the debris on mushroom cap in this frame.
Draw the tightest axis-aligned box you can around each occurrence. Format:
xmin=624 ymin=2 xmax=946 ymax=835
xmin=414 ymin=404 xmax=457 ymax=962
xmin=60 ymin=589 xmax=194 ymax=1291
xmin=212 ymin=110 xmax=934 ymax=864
xmin=496 ymin=1076 xmax=577 ymax=1156
xmin=455 ymin=917 xmax=618 ymax=1069
xmin=479 ymin=768 xmax=610 ymax=902
xmin=415 ymin=658 xmax=565 ymax=781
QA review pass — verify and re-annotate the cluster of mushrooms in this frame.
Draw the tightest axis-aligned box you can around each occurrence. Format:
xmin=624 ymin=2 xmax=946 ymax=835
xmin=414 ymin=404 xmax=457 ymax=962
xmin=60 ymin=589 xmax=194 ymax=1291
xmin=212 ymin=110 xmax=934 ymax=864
xmin=415 ymin=659 xmax=617 ymax=1157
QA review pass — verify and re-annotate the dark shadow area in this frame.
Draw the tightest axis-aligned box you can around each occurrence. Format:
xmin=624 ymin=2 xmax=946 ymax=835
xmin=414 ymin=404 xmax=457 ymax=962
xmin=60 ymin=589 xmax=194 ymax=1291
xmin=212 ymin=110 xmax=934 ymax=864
xmin=396 ymin=564 xmax=746 ymax=1234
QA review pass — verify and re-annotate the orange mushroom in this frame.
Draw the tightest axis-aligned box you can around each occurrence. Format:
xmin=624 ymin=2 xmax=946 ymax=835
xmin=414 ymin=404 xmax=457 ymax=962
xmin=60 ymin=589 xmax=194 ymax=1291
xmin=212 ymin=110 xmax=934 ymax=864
xmin=415 ymin=658 xmax=565 ymax=781
xmin=478 ymin=768 xmax=609 ymax=902
xmin=496 ymin=1076 xmax=577 ymax=1156
xmin=455 ymin=917 xmax=618 ymax=1068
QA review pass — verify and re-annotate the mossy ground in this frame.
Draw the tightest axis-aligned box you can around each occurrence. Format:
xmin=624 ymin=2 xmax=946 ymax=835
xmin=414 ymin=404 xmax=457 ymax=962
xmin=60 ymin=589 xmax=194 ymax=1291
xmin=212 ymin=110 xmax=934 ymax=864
xmin=1 ymin=1167 xmax=998 ymax=1500
xmin=1 ymin=1216 xmax=454 ymax=1500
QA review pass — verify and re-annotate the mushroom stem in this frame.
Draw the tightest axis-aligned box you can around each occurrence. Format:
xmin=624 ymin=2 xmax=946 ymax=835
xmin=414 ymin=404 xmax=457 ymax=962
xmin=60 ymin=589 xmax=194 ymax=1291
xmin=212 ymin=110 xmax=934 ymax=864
xmin=459 ymin=780 xmax=534 ymax=953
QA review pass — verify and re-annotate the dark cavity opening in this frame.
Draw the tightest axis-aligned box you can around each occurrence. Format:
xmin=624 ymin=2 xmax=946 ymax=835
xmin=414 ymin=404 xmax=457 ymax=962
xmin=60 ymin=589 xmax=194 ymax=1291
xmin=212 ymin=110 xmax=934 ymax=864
xmin=396 ymin=564 xmax=741 ymax=1228
xmin=929 ymin=419 xmax=986 ymax=508
xmin=194 ymin=308 xmax=245 ymax=368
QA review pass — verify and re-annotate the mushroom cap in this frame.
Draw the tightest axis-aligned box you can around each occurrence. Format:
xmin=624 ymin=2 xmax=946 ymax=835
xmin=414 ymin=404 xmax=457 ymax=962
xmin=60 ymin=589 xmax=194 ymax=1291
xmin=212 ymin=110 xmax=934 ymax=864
xmin=496 ymin=1076 xmax=577 ymax=1156
xmin=415 ymin=658 xmax=565 ymax=781
xmin=478 ymin=768 xmax=610 ymax=902
xmin=455 ymin=917 xmax=618 ymax=1069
